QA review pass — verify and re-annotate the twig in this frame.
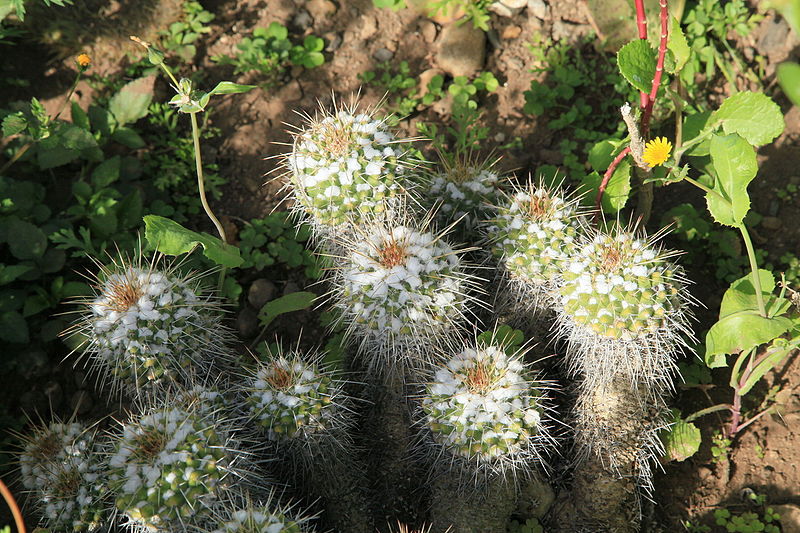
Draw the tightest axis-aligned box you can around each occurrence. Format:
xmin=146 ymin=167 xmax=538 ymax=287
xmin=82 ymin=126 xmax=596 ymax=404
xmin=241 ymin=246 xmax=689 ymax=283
xmin=595 ymin=146 xmax=631 ymax=221
xmin=642 ymin=0 xmax=669 ymax=138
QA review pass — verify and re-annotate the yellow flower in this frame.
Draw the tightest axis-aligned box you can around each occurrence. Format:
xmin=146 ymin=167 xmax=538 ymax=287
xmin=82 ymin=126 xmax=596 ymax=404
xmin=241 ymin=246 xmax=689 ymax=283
xmin=76 ymin=53 xmax=91 ymax=69
xmin=643 ymin=137 xmax=672 ymax=168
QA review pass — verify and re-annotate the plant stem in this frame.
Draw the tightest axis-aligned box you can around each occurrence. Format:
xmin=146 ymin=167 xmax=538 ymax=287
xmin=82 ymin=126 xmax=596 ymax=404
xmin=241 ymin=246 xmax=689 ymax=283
xmin=738 ymin=224 xmax=767 ymax=317
xmin=595 ymin=146 xmax=631 ymax=221
xmin=682 ymin=175 xmax=729 ymax=204
xmin=641 ymin=0 xmax=669 ymax=139
xmin=190 ymin=112 xmax=227 ymax=244
xmin=0 ymin=478 xmax=26 ymax=533
xmin=728 ymin=391 xmax=742 ymax=436
xmin=0 ymin=142 xmax=32 ymax=175
xmin=633 ymin=0 xmax=650 ymax=110
xmin=685 ymin=403 xmax=733 ymax=423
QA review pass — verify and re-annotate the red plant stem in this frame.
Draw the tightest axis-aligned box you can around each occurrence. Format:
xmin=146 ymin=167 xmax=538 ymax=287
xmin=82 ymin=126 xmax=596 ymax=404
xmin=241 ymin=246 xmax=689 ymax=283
xmin=0 ymin=478 xmax=26 ymax=533
xmin=728 ymin=392 xmax=742 ymax=437
xmin=634 ymin=0 xmax=649 ymax=109
xmin=595 ymin=146 xmax=632 ymax=220
xmin=642 ymin=0 xmax=670 ymax=138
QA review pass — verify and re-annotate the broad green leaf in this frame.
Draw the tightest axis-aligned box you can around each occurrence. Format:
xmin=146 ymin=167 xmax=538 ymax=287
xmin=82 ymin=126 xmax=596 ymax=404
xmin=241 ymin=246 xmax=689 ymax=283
xmin=91 ymin=156 xmax=121 ymax=188
xmin=2 ymin=111 xmax=27 ymax=137
xmin=111 ymin=127 xmax=145 ymax=149
xmin=257 ymin=291 xmax=316 ymax=330
xmin=304 ymin=35 xmax=324 ymax=52
xmin=0 ymin=264 xmax=32 ymax=285
xmin=208 ymin=81 xmax=256 ymax=96
xmin=616 ymin=39 xmax=657 ymax=93
xmin=23 ymin=292 xmax=50 ymax=317
xmin=682 ymin=111 xmax=713 ymax=157
xmin=580 ymin=159 xmax=631 ymax=214
xmin=661 ymin=411 xmax=702 ymax=462
xmin=738 ymin=339 xmax=796 ymax=395
xmin=719 ymin=269 xmax=775 ymax=317
xmin=712 ymin=91 xmax=784 ymax=146
xmin=143 ymin=215 xmax=243 ymax=268
xmin=6 ymin=218 xmax=46 ymax=259
xmin=666 ymin=17 xmax=690 ymax=74
xmin=109 ymin=76 xmax=155 ymax=126
xmin=777 ymin=62 xmax=800 ymax=107
xmin=0 ymin=310 xmax=28 ymax=343
xmin=588 ymin=138 xmax=626 ymax=171
xmin=706 ymin=313 xmax=792 ymax=366
xmin=70 ymin=101 xmax=90 ymax=130
xmin=264 ymin=21 xmax=288 ymax=40
xmin=706 ymin=133 xmax=756 ymax=227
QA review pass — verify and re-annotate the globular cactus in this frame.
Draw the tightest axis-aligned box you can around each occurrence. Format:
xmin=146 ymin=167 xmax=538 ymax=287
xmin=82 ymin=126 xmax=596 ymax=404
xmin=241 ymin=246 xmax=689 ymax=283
xmin=107 ymin=397 xmax=251 ymax=531
xmin=19 ymin=420 xmax=108 ymax=532
xmin=240 ymin=347 xmax=351 ymax=449
xmin=68 ymin=255 xmax=231 ymax=395
xmin=284 ymin=100 xmax=422 ymax=242
xmin=210 ymin=497 xmax=315 ymax=533
xmin=555 ymin=226 xmax=694 ymax=392
xmin=426 ymin=155 xmax=502 ymax=235
xmin=420 ymin=340 xmax=555 ymax=478
xmin=330 ymin=208 xmax=481 ymax=375
xmin=485 ymin=182 xmax=585 ymax=323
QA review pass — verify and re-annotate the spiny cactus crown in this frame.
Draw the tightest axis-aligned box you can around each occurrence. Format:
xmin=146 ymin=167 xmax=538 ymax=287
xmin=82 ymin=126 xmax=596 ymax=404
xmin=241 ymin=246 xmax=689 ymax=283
xmin=422 ymin=344 xmax=549 ymax=463
xmin=212 ymin=505 xmax=304 ymax=533
xmin=244 ymin=352 xmax=342 ymax=442
xmin=19 ymin=421 xmax=87 ymax=490
xmin=560 ymin=230 xmax=686 ymax=342
xmin=428 ymin=161 xmax=500 ymax=230
xmin=83 ymin=261 xmax=224 ymax=392
xmin=288 ymin=108 xmax=411 ymax=229
xmin=108 ymin=404 xmax=234 ymax=528
xmin=335 ymin=220 xmax=473 ymax=369
xmin=488 ymin=184 xmax=583 ymax=287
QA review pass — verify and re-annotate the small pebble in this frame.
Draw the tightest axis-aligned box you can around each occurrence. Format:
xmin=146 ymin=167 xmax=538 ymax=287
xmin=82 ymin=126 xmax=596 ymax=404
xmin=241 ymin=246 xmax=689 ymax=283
xmin=528 ymin=0 xmax=547 ymax=19
xmin=324 ymin=31 xmax=343 ymax=52
xmin=292 ymin=9 xmax=314 ymax=31
xmin=373 ymin=47 xmax=394 ymax=62
xmin=248 ymin=279 xmax=277 ymax=310
xmin=502 ymin=25 xmax=523 ymax=39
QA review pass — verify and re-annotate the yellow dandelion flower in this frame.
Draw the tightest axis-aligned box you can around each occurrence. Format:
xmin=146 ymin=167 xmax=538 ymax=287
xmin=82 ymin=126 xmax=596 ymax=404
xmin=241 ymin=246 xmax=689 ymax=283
xmin=76 ymin=53 xmax=91 ymax=69
xmin=643 ymin=137 xmax=672 ymax=168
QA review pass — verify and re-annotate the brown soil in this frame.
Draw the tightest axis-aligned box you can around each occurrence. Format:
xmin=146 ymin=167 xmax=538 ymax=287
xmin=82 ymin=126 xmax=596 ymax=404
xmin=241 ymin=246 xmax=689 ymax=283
xmin=3 ymin=0 xmax=800 ymax=531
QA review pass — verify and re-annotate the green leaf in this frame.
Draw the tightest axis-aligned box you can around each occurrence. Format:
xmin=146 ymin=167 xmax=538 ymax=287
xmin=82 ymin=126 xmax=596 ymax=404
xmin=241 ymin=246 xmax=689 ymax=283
xmin=666 ymin=17 xmax=690 ymax=74
xmin=111 ymin=127 xmax=145 ymax=149
xmin=580 ymin=159 xmax=631 ymax=214
xmin=91 ymin=156 xmax=121 ymax=188
xmin=2 ymin=111 xmax=27 ymax=137
xmin=6 ymin=218 xmax=47 ymax=259
xmin=719 ymin=269 xmax=775 ymax=317
xmin=777 ymin=62 xmax=800 ymax=107
xmin=616 ymin=39 xmax=657 ymax=93
xmin=0 ymin=264 xmax=32 ymax=285
xmin=661 ymin=411 xmax=702 ymax=462
xmin=0 ymin=310 xmax=28 ymax=343
xmin=682 ymin=111 xmax=713 ymax=157
xmin=109 ymin=76 xmax=155 ymax=127
xmin=143 ymin=215 xmax=243 ymax=268
xmin=712 ymin=91 xmax=785 ymax=146
xmin=257 ymin=291 xmax=316 ymax=330
xmin=738 ymin=339 xmax=796 ymax=396
xmin=70 ymin=102 xmax=90 ymax=131
xmin=264 ymin=21 xmax=288 ymax=40
xmin=588 ymin=138 xmax=626 ymax=171
xmin=303 ymin=35 xmax=324 ymax=52
xmin=208 ymin=81 xmax=257 ymax=96
xmin=706 ymin=133 xmax=757 ymax=227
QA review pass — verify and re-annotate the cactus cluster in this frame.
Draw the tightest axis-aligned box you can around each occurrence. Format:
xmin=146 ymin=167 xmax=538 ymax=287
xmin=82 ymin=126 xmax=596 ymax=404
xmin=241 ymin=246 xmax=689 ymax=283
xmin=427 ymin=158 xmax=501 ymax=232
xmin=421 ymin=342 xmax=553 ymax=474
xmin=73 ymin=257 xmax=229 ymax=394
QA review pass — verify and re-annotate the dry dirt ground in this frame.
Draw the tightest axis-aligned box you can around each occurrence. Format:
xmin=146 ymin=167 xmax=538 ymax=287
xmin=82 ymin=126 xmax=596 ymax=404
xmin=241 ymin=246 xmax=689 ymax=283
xmin=3 ymin=0 xmax=800 ymax=530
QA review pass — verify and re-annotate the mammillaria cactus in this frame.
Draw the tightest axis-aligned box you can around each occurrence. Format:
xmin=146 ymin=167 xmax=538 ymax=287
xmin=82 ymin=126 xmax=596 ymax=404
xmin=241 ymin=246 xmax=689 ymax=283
xmin=556 ymin=226 xmax=693 ymax=391
xmin=284 ymin=101 xmax=421 ymax=240
xmin=107 ymin=399 xmax=249 ymax=531
xmin=330 ymin=209 xmax=480 ymax=375
xmin=486 ymin=182 xmax=585 ymax=321
xmin=210 ymin=498 xmax=314 ymax=533
xmin=19 ymin=420 xmax=108 ymax=532
xmin=427 ymin=156 xmax=502 ymax=234
xmin=68 ymin=255 xmax=231 ymax=395
xmin=420 ymin=341 xmax=554 ymax=477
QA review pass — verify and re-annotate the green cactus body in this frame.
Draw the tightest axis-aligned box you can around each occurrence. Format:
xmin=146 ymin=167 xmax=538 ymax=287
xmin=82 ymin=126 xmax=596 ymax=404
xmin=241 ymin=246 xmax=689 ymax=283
xmin=288 ymin=109 xmax=412 ymax=231
xmin=20 ymin=422 xmax=107 ymax=532
xmin=557 ymin=229 xmax=692 ymax=389
xmin=421 ymin=344 xmax=550 ymax=471
xmin=428 ymin=164 xmax=500 ymax=231
xmin=334 ymin=221 xmax=474 ymax=372
xmin=244 ymin=353 xmax=343 ymax=443
xmin=108 ymin=405 xmax=234 ymax=529
xmin=212 ymin=505 xmax=304 ymax=533
xmin=84 ymin=262 xmax=227 ymax=393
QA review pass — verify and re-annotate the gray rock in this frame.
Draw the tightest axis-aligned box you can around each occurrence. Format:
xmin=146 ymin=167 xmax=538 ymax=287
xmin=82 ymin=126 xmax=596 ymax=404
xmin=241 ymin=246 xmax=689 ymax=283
xmin=324 ymin=31 xmax=343 ymax=52
xmin=528 ymin=0 xmax=547 ymax=19
xmin=758 ymin=17 xmax=791 ymax=60
xmin=307 ymin=0 xmax=337 ymax=20
xmin=237 ymin=307 xmax=259 ymax=338
xmin=70 ymin=390 xmax=93 ymax=415
xmin=248 ymin=278 xmax=277 ymax=311
xmin=494 ymin=132 xmax=506 ymax=142
xmin=436 ymin=22 xmax=486 ymax=77
xmin=500 ymin=0 xmax=528 ymax=8
xmin=373 ymin=47 xmax=394 ymax=62
xmin=292 ymin=9 xmax=314 ymax=31
xmin=489 ymin=2 xmax=520 ymax=18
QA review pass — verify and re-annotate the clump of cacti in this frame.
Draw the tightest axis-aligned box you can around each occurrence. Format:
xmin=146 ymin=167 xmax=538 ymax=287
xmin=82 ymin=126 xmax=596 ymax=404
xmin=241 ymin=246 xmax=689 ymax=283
xmin=420 ymin=339 xmax=555 ymax=479
xmin=556 ymin=226 xmax=693 ymax=391
xmin=485 ymin=181 xmax=585 ymax=322
xmin=68 ymin=256 xmax=230 ymax=395
xmin=210 ymin=497 xmax=314 ymax=533
xmin=284 ymin=100 xmax=421 ymax=242
xmin=330 ymin=208 xmax=480 ymax=375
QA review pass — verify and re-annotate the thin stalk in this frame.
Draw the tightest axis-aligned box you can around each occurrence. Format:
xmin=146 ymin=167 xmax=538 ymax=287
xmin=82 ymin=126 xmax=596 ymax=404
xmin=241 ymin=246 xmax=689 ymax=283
xmin=595 ymin=146 xmax=631 ymax=221
xmin=736 ymin=407 xmax=774 ymax=433
xmin=0 ymin=478 xmax=26 ymax=533
xmin=633 ymin=0 xmax=650 ymax=110
xmin=641 ymin=0 xmax=669 ymax=139
xmin=738 ymin=224 xmax=766 ymax=317
xmin=685 ymin=403 xmax=733 ymax=423
xmin=683 ymin=175 xmax=728 ymax=204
